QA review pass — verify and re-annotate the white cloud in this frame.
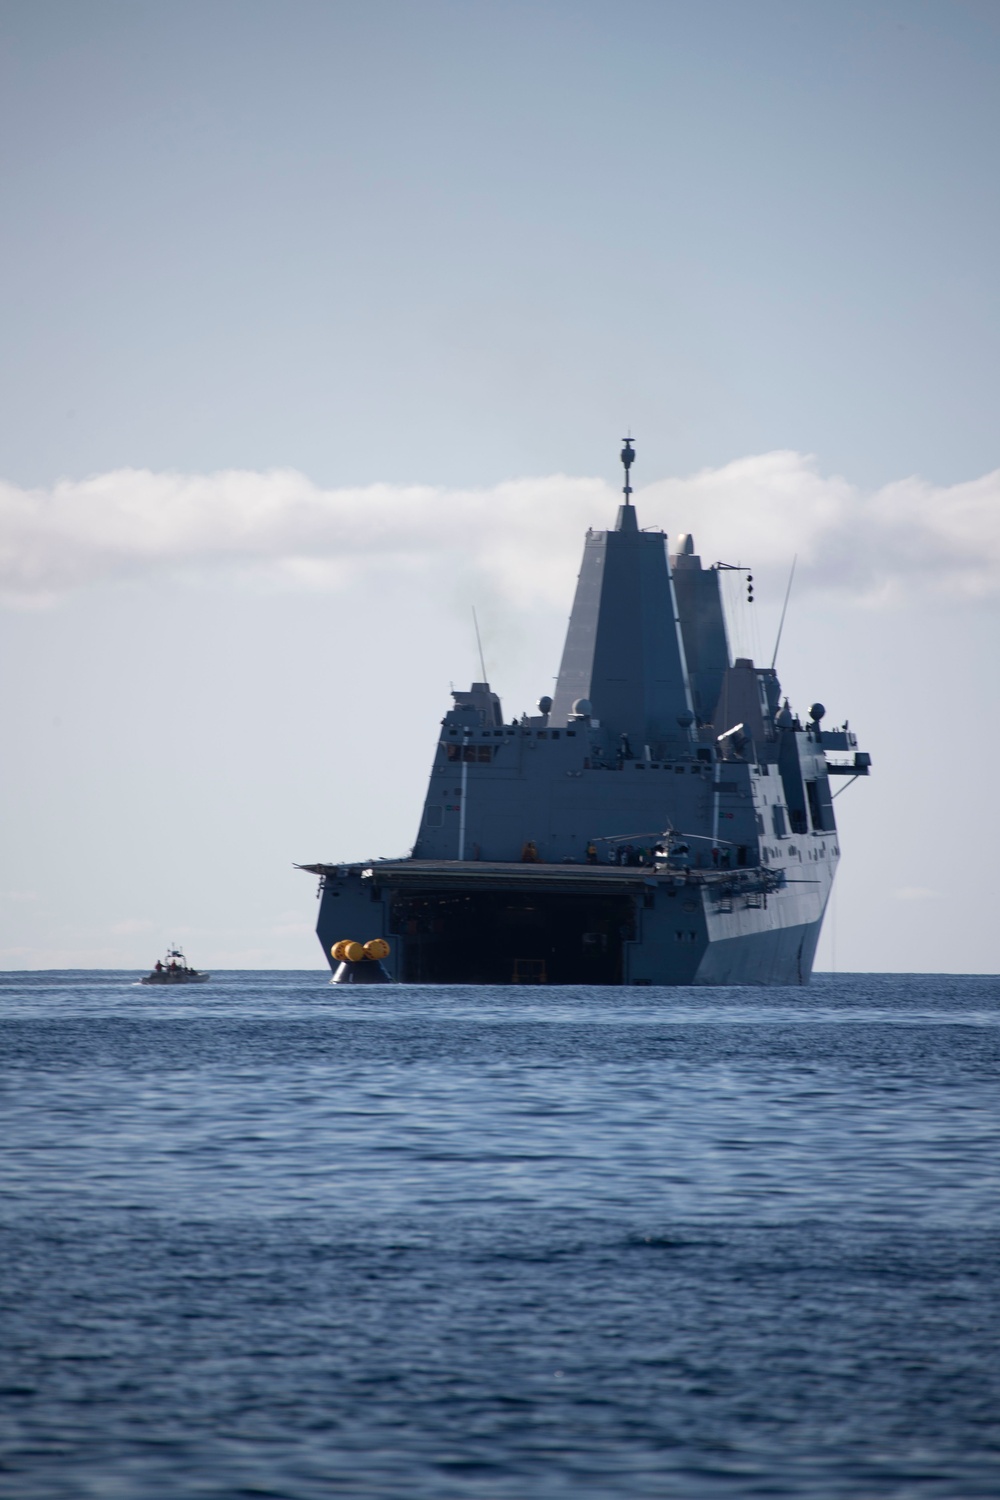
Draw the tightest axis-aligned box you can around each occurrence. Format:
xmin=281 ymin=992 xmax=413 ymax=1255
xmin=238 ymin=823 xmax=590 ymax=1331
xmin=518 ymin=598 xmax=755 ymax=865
xmin=647 ymin=453 xmax=1000 ymax=604
xmin=2 ymin=454 xmax=999 ymax=609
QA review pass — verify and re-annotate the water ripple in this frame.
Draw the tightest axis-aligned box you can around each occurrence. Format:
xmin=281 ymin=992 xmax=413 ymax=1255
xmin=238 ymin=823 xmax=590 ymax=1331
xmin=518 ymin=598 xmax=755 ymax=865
xmin=1 ymin=971 xmax=999 ymax=1498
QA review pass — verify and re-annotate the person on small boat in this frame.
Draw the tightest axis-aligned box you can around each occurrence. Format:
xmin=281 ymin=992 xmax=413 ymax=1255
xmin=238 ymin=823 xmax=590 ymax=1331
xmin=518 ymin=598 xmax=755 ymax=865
xmin=155 ymin=961 xmax=163 ymax=972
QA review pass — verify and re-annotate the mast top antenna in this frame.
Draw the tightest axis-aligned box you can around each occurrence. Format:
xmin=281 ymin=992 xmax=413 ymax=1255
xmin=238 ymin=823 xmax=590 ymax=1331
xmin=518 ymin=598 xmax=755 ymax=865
xmin=620 ymin=436 xmax=635 ymax=504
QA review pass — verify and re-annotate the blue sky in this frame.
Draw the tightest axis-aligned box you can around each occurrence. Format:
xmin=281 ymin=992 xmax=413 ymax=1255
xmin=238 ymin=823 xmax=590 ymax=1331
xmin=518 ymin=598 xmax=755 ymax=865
xmin=2 ymin=0 xmax=999 ymax=970
xmin=3 ymin=0 xmax=999 ymax=488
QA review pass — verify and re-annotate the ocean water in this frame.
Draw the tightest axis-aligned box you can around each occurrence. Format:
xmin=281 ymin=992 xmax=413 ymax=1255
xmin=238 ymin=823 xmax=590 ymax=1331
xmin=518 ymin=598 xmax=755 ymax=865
xmin=1 ymin=972 xmax=999 ymax=1500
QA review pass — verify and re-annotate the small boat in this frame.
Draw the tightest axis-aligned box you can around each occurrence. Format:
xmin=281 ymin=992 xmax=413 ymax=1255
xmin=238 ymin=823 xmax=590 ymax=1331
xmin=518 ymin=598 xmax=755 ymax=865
xmin=140 ymin=947 xmax=210 ymax=985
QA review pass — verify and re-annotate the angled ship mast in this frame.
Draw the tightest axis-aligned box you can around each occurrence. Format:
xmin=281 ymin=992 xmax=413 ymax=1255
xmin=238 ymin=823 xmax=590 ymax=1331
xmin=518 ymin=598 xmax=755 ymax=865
xmin=550 ymin=437 xmax=696 ymax=754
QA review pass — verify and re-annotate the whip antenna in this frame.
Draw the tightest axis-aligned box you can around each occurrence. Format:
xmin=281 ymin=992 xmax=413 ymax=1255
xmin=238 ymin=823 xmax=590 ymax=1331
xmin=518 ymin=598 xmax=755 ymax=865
xmin=472 ymin=607 xmax=488 ymax=682
xmin=770 ymin=554 xmax=797 ymax=670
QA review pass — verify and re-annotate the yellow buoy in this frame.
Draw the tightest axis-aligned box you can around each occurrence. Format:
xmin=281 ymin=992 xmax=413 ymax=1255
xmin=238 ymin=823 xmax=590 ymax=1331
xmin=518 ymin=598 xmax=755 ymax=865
xmin=343 ymin=941 xmax=366 ymax=963
xmin=364 ymin=938 xmax=390 ymax=960
xmin=331 ymin=939 xmax=354 ymax=961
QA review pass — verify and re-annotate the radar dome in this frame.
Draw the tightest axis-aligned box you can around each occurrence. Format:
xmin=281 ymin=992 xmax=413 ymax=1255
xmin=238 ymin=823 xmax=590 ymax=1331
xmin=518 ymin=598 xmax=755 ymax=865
xmin=537 ymin=695 xmax=553 ymax=714
xmin=571 ymin=698 xmax=593 ymax=717
xmin=809 ymin=702 xmax=826 ymax=723
xmin=775 ymin=700 xmax=794 ymax=729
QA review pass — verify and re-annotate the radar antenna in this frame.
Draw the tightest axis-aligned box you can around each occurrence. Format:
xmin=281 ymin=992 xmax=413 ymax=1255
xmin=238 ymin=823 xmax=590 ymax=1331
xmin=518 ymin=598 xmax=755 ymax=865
xmin=620 ymin=435 xmax=635 ymax=505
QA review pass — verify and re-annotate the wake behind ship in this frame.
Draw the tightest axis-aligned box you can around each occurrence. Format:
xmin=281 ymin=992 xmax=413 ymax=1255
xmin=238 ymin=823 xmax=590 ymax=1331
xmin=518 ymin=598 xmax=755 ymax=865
xmin=300 ymin=441 xmax=870 ymax=985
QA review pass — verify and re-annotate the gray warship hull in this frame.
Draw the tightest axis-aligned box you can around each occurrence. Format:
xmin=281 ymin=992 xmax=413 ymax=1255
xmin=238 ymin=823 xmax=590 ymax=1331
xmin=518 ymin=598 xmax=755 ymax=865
xmin=306 ymin=857 xmax=830 ymax=986
xmin=300 ymin=440 xmax=868 ymax=986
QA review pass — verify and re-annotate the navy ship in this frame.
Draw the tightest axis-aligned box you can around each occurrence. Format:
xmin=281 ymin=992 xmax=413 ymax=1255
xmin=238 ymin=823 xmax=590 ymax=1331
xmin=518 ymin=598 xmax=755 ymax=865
xmin=300 ymin=441 xmax=870 ymax=985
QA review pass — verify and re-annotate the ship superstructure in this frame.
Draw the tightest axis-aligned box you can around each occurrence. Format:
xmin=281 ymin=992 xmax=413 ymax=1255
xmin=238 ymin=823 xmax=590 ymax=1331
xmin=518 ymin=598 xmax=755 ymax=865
xmin=300 ymin=441 xmax=870 ymax=985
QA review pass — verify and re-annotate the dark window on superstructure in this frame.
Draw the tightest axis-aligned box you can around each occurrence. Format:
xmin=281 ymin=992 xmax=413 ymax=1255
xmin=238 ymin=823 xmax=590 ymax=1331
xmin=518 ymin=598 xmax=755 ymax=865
xmin=806 ymin=777 xmax=836 ymax=832
xmin=446 ymin=743 xmax=460 ymax=762
xmin=477 ymin=745 xmax=491 ymax=763
xmin=772 ymin=805 xmax=787 ymax=838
